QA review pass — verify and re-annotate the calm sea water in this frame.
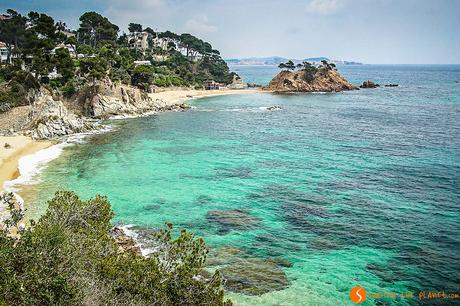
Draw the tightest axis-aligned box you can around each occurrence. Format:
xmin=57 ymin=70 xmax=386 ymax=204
xmin=23 ymin=65 xmax=460 ymax=305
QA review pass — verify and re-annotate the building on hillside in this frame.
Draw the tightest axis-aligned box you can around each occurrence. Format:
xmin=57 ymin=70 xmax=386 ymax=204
xmin=51 ymin=43 xmax=77 ymax=58
xmin=205 ymin=80 xmax=221 ymax=90
xmin=133 ymin=60 xmax=151 ymax=66
xmin=0 ymin=15 xmax=11 ymax=20
xmin=129 ymin=31 xmax=149 ymax=51
xmin=0 ymin=42 xmax=15 ymax=64
xmin=152 ymin=37 xmax=169 ymax=51
xmin=59 ymin=30 xmax=76 ymax=38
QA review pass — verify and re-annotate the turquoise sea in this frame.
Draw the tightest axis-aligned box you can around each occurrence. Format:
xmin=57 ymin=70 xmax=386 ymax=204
xmin=22 ymin=65 xmax=460 ymax=305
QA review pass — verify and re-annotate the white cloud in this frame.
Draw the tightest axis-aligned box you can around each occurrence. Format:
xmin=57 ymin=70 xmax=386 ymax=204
xmin=103 ymin=0 xmax=170 ymax=32
xmin=184 ymin=15 xmax=217 ymax=34
xmin=305 ymin=0 xmax=344 ymax=15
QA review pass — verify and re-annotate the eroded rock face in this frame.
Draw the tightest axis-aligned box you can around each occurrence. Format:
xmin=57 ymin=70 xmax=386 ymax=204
xmin=265 ymin=68 xmax=357 ymax=92
xmin=27 ymin=90 xmax=96 ymax=139
xmin=206 ymin=209 xmax=261 ymax=231
xmin=86 ymin=81 xmax=189 ymax=118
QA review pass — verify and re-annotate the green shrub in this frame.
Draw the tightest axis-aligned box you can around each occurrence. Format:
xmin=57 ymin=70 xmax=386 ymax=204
xmin=61 ymin=80 xmax=77 ymax=98
xmin=0 ymin=191 xmax=232 ymax=305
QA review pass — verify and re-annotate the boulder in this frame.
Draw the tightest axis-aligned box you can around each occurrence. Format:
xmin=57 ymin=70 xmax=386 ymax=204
xmin=227 ymin=75 xmax=248 ymax=90
xmin=360 ymin=80 xmax=380 ymax=88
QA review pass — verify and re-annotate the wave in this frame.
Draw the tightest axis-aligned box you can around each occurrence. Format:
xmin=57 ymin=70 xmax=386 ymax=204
xmin=1 ymin=125 xmax=115 ymax=215
xmin=194 ymin=106 xmax=283 ymax=113
xmin=3 ymin=142 xmax=69 ymax=197
xmin=119 ymin=224 xmax=155 ymax=257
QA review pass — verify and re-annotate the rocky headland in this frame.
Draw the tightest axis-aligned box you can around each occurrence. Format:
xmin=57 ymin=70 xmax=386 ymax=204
xmin=264 ymin=66 xmax=357 ymax=93
xmin=0 ymin=80 xmax=251 ymax=140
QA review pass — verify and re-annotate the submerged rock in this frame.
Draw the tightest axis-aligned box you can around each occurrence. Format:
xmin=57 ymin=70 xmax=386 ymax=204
xmin=220 ymin=258 xmax=289 ymax=295
xmin=206 ymin=246 xmax=291 ymax=295
xmin=384 ymin=84 xmax=399 ymax=87
xmin=206 ymin=209 xmax=261 ymax=231
xmin=360 ymin=80 xmax=380 ymax=88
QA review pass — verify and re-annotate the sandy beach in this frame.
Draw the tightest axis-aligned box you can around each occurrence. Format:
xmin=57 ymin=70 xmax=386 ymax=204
xmin=0 ymin=136 xmax=52 ymax=193
xmin=149 ymin=88 xmax=260 ymax=106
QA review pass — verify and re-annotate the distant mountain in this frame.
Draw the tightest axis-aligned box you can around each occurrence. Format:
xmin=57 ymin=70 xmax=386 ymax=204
xmin=226 ymin=56 xmax=288 ymax=66
xmin=226 ymin=56 xmax=362 ymax=66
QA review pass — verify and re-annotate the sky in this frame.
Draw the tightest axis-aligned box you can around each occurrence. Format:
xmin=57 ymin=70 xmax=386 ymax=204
xmin=1 ymin=0 xmax=459 ymax=64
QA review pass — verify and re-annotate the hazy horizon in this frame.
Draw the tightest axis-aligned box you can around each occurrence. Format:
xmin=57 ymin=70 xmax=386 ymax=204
xmin=1 ymin=0 xmax=459 ymax=64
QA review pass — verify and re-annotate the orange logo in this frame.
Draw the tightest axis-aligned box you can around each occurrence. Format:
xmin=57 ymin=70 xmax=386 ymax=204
xmin=350 ymin=286 xmax=366 ymax=304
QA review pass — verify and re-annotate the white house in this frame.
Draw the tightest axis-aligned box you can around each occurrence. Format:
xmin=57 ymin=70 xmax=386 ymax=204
xmin=0 ymin=42 xmax=14 ymax=64
xmin=51 ymin=43 xmax=77 ymax=58
xmin=129 ymin=32 xmax=149 ymax=51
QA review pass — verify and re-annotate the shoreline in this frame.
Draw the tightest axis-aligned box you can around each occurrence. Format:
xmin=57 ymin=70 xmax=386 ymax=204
xmin=0 ymin=88 xmax=260 ymax=216
xmin=0 ymin=136 xmax=52 ymax=194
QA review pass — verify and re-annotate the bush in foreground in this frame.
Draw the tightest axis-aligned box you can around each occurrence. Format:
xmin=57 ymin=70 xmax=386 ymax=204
xmin=0 ymin=191 xmax=231 ymax=306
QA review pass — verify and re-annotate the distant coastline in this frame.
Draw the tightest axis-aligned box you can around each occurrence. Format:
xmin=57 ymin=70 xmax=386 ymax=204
xmin=226 ymin=56 xmax=363 ymax=66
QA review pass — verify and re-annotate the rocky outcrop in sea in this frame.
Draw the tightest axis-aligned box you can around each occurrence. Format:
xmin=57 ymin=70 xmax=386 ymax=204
xmin=265 ymin=68 xmax=357 ymax=92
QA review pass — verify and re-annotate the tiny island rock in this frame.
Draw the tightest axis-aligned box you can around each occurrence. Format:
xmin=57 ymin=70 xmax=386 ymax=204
xmin=264 ymin=62 xmax=357 ymax=93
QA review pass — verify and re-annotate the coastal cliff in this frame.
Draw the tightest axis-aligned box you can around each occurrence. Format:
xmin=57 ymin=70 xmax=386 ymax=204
xmin=265 ymin=67 xmax=357 ymax=92
xmin=0 ymin=81 xmax=193 ymax=139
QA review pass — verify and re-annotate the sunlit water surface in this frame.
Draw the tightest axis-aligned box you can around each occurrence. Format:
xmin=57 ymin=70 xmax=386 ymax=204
xmin=22 ymin=65 xmax=460 ymax=305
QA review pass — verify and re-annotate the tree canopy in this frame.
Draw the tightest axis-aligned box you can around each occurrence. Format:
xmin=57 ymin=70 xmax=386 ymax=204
xmin=0 ymin=191 xmax=232 ymax=305
xmin=0 ymin=8 xmax=236 ymax=111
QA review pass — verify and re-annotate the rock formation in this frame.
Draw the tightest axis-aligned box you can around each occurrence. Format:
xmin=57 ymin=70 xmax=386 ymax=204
xmin=360 ymin=80 xmax=380 ymax=88
xmin=110 ymin=226 xmax=142 ymax=255
xmin=85 ymin=80 xmax=159 ymax=118
xmin=226 ymin=75 xmax=248 ymax=90
xmin=26 ymin=89 xmax=96 ymax=139
xmin=2 ymin=79 xmax=191 ymax=139
xmin=265 ymin=68 xmax=357 ymax=92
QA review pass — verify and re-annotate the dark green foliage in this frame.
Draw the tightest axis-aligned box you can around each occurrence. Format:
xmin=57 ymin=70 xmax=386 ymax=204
xmin=0 ymin=10 xmax=27 ymax=64
xmin=128 ymin=23 xmax=142 ymax=33
xmin=0 ymin=65 xmax=39 ymax=111
xmin=78 ymin=56 xmax=109 ymax=81
xmin=61 ymin=80 xmax=77 ymax=97
xmin=278 ymin=60 xmax=295 ymax=71
xmin=301 ymin=61 xmax=318 ymax=82
xmin=78 ymin=12 xmax=119 ymax=47
xmin=0 ymin=8 xmax=236 ymax=105
xmin=0 ymin=191 xmax=232 ymax=305
xmin=131 ymin=64 xmax=154 ymax=90
xmin=54 ymin=47 xmax=75 ymax=81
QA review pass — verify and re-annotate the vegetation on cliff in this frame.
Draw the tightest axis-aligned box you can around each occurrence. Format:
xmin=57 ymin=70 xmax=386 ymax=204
xmin=0 ymin=192 xmax=231 ymax=305
xmin=0 ymin=9 xmax=236 ymax=112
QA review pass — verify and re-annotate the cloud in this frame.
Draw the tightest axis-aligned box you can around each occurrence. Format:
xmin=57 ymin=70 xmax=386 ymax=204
xmin=184 ymin=15 xmax=217 ymax=34
xmin=103 ymin=0 xmax=170 ymax=31
xmin=305 ymin=0 xmax=344 ymax=15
